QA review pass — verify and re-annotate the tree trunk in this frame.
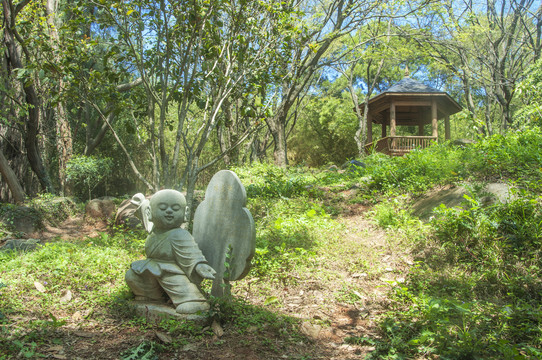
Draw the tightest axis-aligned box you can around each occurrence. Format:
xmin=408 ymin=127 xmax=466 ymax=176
xmin=0 ymin=149 xmax=25 ymax=203
xmin=46 ymin=0 xmax=73 ymax=196
xmin=269 ymin=116 xmax=288 ymax=167
xmin=183 ymin=157 xmax=199 ymax=226
xmin=3 ymin=0 xmax=55 ymax=193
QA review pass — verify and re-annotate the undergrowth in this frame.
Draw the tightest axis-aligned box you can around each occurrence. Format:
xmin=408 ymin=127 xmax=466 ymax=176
xmin=369 ymin=193 xmax=542 ymax=359
xmin=363 ymin=127 xmax=542 ymax=359
xmin=1 ymin=127 xmax=541 ymax=359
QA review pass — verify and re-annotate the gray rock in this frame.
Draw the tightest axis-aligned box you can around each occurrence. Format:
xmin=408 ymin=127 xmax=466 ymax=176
xmin=1 ymin=238 xmax=40 ymax=252
xmin=300 ymin=321 xmax=322 ymax=339
xmin=114 ymin=198 xmax=143 ymax=229
xmin=0 ymin=206 xmax=42 ymax=234
xmin=411 ymin=183 xmax=516 ymax=220
xmin=85 ymin=199 xmax=116 ymax=220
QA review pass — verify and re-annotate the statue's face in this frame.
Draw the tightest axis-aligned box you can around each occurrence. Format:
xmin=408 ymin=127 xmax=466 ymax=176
xmin=150 ymin=190 xmax=186 ymax=230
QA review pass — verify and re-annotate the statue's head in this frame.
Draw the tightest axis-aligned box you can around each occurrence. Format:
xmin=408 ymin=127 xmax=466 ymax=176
xmin=149 ymin=189 xmax=187 ymax=231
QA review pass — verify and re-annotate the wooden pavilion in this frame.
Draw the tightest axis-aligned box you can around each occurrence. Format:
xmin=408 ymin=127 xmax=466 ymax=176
xmin=359 ymin=75 xmax=462 ymax=156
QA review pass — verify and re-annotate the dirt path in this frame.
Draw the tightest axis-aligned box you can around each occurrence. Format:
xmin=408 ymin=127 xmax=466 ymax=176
xmin=39 ymin=216 xmax=109 ymax=241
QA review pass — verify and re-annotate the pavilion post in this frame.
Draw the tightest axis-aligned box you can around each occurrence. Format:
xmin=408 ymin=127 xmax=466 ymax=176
xmin=367 ymin=114 xmax=372 ymax=143
xmin=445 ymin=115 xmax=450 ymax=140
xmin=431 ymin=98 xmax=438 ymax=140
xmin=390 ymin=100 xmax=396 ymax=137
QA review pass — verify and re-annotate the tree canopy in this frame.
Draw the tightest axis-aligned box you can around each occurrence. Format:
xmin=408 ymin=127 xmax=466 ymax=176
xmin=1 ymin=0 xmax=540 ymax=202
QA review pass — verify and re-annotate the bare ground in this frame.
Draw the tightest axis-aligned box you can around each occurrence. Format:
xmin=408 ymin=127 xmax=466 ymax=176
xmin=7 ymin=202 xmax=411 ymax=360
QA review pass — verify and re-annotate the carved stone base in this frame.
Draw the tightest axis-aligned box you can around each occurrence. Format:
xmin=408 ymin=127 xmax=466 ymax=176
xmin=129 ymin=301 xmax=210 ymax=325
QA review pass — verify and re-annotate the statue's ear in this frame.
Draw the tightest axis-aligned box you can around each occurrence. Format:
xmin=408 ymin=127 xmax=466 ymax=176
xmin=146 ymin=206 xmax=152 ymax=221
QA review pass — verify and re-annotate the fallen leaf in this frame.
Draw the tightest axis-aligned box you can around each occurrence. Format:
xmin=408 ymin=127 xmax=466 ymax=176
xmin=155 ymin=331 xmax=172 ymax=344
xmin=182 ymin=343 xmax=197 ymax=352
xmin=211 ymin=320 xmax=224 ymax=337
xmin=71 ymin=311 xmax=82 ymax=321
xmin=46 ymin=345 xmax=64 ymax=352
xmin=352 ymin=273 xmax=367 ymax=278
xmin=352 ymin=290 xmax=363 ymax=299
xmin=60 ymin=290 xmax=72 ymax=303
xmin=52 ymin=355 xmax=67 ymax=360
xmin=34 ymin=281 xmax=46 ymax=293
xmin=300 ymin=321 xmax=321 ymax=339
xmin=264 ymin=296 xmax=279 ymax=305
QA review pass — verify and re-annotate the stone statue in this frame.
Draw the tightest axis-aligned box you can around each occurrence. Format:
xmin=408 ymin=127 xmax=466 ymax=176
xmin=192 ymin=170 xmax=255 ymax=297
xmin=126 ymin=170 xmax=255 ymax=315
xmin=125 ymin=189 xmax=216 ymax=314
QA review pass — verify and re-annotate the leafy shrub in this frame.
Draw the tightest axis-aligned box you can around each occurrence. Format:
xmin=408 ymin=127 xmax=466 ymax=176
xmin=359 ymin=127 xmax=542 ymax=196
xmin=362 ymin=142 xmax=465 ymax=195
xmin=370 ymin=197 xmax=418 ymax=229
xmin=66 ymin=155 xmax=113 ymax=200
xmin=247 ymin=197 xmax=336 ymax=285
xmin=233 ymin=163 xmax=314 ymax=199
xmin=463 ymin=127 xmax=542 ymax=190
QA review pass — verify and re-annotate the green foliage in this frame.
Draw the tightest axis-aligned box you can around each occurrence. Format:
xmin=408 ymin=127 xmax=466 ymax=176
xmin=463 ymin=127 xmax=542 ymax=190
xmin=1 ymin=338 xmax=44 ymax=359
xmin=370 ymin=197 xmax=418 ymax=229
xmin=249 ymin=198 xmax=334 ymax=285
xmin=121 ymin=341 xmax=160 ymax=360
xmin=233 ymin=163 xmax=315 ymax=199
xmin=1 ymin=127 xmax=540 ymax=358
xmin=209 ymin=296 xmax=301 ymax=341
xmin=516 ymin=58 xmax=542 ymax=127
xmin=288 ymin=93 xmax=358 ymax=167
xmin=361 ymin=127 xmax=542 ymax=196
xmin=0 ymin=235 xmax=141 ymax=314
xmin=66 ymin=155 xmax=113 ymax=200
xmin=358 ymin=129 xmax=542 ymax=358
xmin=0 ymin=226 xmax=146 ymax=358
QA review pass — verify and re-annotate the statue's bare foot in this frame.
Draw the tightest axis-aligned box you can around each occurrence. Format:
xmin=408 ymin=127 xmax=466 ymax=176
xmin=175 ymin=301 xmax=210 ymax=314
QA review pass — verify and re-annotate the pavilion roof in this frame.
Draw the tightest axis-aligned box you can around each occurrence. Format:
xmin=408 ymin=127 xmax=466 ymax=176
xmin=384 ymin=77 xmax=442 ymax=94
xmin=360 ymin=77 xmax=463 ymax=124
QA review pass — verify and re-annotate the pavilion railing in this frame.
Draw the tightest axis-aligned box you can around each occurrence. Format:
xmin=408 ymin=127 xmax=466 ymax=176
xmin=365 ymin=136 xmax=437 ymax=156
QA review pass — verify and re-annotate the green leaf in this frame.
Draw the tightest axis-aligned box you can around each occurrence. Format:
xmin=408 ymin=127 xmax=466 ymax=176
xmin=264 ymin=296 xmax=279 ymax=306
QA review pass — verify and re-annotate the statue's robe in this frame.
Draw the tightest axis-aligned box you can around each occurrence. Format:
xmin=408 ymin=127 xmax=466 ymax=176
xmin=125 ymin=228 xmax=208 ymax=305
